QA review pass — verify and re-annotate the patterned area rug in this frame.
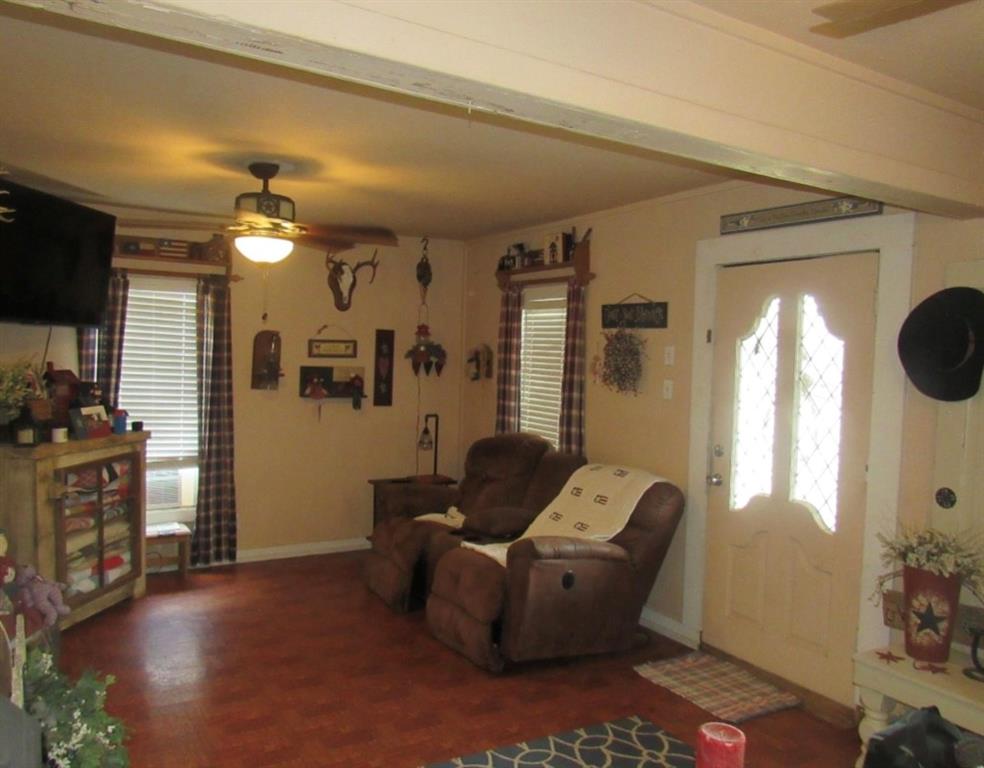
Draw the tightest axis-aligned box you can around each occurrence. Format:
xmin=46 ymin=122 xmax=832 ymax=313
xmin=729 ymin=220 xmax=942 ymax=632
xmin=424 ymin=715 xmax=694 ymax=767
xmin=635 ymin=652 xmax=800 ymax=723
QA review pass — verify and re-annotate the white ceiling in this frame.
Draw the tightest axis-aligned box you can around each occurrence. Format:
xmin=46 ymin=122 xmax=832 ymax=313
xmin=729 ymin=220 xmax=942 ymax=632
xmin=689 ymin=0 xmax=984 ymax=111
xmin=0 ymin=1 xmax=980 ymax=242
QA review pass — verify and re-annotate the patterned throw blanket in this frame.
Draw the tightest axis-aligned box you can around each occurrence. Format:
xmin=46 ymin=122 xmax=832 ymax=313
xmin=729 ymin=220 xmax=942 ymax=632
xmin=462 ymin=464 xmax=663 ymax=567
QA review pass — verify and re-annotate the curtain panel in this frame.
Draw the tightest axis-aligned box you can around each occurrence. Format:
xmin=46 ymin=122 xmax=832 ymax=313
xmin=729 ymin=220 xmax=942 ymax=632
xmin=559 ymin=279 xmax=586 ymax=455
xmin=193 ymin=275 xmax=237 ymax=566
xmin=76 ymin=269 xmax=129 ymax=408
xmin=494 ymin=286 xmax=522 ymax=434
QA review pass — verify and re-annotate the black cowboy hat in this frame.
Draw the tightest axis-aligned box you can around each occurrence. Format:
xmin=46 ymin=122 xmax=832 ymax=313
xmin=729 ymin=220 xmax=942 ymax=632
xmin=898 ymin=286 xmax=984 ymax=402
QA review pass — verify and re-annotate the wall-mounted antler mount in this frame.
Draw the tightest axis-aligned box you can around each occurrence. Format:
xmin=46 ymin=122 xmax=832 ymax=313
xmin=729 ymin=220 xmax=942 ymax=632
xmin=326 ymin=248 xmax=379 ymax=312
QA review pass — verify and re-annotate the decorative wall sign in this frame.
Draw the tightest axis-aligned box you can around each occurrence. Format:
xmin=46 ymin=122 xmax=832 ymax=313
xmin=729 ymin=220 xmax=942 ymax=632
xmin=602 ymin=301 xmax=667 ymax=329
xmin=373 ymin=329 xmax=395 ymax=406
xmin=298 ymin=365 xmax=366 ymax=399
xmin=720 ymin=196 xmax=882 ymax=235
xmin=308 ymin=338 xmax=357 ymax=358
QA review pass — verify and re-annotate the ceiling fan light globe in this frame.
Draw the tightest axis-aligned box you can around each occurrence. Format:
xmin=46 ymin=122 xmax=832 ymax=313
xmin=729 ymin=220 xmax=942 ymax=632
xmin=235 ymin=235 xmax=293 ymax=264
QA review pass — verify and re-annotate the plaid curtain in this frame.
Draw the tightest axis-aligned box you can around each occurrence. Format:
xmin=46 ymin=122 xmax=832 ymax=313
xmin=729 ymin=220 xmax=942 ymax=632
xmin=494 ymin=286 xmax=523 ymax=434
xmin=559 ymin=279 xmax=586 ymax=455
xmin=76 ymin=269 xmax=129 ymax=408
xmin=193 ymin=275 xmax=237 ymax=565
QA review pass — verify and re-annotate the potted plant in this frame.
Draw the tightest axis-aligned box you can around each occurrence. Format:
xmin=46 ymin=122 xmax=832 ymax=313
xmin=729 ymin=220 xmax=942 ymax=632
xmin=877 ymin=526 xmax=984 ymax=662
xmin=23 ymin=648 xmax=130 ymax=768
xmin=0 ymin=359 xmax=34 ymax=432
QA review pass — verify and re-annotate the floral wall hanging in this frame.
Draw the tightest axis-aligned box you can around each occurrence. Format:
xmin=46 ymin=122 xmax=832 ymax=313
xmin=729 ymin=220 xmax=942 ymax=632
xmin=592 ymin=328 xmax=646 ymax=395
xmin=405 ymin=324 xmax=446 ymax=376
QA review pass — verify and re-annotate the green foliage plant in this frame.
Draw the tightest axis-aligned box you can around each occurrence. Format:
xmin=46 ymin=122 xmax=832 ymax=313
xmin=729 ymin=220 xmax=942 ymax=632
xmin=23 ymin=648 xmax=130 ymax=768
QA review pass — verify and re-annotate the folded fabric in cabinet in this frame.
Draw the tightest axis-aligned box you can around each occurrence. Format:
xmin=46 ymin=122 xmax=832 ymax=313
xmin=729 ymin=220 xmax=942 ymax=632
xmin=105 ymin=564 xmax=131 ymax=584
xmin=66 ymin=528 xmax=98 ymax=551
xmin=96 ymin=555 xmax=126 ymax=573
xmin=66 ymin=577 xmax=98 ymax=595
xmin=103 ymin=519 xmax=131 ymax=544
xmin=103 ymin=504 xmax=128 ymax=522
xmin=64 ymin=514 xmax=95 ymax=533
xmin=103 ymin=539 xmax=131 ymax=556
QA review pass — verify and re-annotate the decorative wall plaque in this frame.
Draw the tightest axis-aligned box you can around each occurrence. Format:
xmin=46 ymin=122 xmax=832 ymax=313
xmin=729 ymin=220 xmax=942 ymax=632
xmin=720 ymin=196 xmax=882 ymax=235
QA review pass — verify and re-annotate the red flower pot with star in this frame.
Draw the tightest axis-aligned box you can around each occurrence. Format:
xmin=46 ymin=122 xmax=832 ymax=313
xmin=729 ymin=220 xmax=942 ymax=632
xmin=903 ymin=564 xmax=962 ymax=663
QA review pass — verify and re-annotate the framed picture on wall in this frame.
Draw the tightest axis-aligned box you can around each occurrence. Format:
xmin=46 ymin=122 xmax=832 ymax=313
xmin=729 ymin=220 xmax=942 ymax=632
xmin=308 ymin=338 xmax=357 ymax=358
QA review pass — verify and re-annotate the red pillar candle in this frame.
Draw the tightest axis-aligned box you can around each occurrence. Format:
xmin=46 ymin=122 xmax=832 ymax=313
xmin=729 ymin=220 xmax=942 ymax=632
xmin=696 ymin=722 xmax=746 ymax=768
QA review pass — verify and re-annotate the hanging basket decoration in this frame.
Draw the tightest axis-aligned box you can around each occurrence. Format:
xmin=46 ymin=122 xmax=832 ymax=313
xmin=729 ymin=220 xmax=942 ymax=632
xmin=592 ymin=328 xmax=646 ymax=395
xmin=405 ymin=323 xmax=447 ymax=376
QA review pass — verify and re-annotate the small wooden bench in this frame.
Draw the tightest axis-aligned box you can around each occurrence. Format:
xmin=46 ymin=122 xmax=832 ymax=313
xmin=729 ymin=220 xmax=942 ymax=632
xmin=145 ymin=523 xmax=192 ymax=577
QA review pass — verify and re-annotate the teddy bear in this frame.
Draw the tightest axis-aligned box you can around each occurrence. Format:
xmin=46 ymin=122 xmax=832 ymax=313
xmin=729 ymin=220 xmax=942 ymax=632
xmin=0 ymin=528 xmax=70 ymax=633
xmin=13 ymin=565 xmax=70 ymax=629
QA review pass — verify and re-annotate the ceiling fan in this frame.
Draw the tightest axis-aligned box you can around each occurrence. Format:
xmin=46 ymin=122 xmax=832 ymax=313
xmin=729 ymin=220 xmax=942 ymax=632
xmin=117 ymin=161 xmax=398 ymax=263
xmin=810 ymin=0 xmax=972 ymax=38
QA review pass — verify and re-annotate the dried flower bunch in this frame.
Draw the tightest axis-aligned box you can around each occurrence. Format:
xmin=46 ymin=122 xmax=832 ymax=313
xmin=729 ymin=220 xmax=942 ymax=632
xmin=878 ymin=526 xmax=984 ymax=602
xmin=23 ymin=648 xmax=130 ymax=768
xmin=595 ymin=328 xmax=646 ymax=395
xmin=0 ymin=358 xmax=34 ymax=420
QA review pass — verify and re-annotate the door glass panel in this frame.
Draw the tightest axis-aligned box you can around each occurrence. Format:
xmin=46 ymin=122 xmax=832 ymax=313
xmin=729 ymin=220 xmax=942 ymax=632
xmin=731 ymin=297 xmax=780 ymax=510
xmin=792 ymin=294 xmax=844 ymax=532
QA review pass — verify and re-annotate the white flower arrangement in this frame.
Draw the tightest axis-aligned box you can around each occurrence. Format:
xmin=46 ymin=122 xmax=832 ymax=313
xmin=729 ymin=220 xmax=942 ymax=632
xmin=23 ymin=648 xmax=130 ymax=767
xmin=877 ymin=526 xmax=984 ymax=603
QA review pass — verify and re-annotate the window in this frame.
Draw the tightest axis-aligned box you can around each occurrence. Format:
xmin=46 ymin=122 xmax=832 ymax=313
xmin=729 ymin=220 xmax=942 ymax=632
xmin=729 ymin=292 xmax=845 ymax=532
xmin=117 ymin=275 xmax=198 ymax=524
xmin=519 ymin=284 xmax=567 ymax=447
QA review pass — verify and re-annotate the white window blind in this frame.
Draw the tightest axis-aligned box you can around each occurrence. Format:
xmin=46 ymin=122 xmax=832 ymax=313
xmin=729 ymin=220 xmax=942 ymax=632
xmin=519 ymin=284 xmax=567 ymax=447
xmin=118 ymin=275 xmax=199 ymax=518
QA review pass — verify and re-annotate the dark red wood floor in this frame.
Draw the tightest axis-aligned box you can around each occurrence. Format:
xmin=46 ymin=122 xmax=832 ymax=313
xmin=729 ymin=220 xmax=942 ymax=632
xmin=59 ymin=552 xmax=861 ymax=767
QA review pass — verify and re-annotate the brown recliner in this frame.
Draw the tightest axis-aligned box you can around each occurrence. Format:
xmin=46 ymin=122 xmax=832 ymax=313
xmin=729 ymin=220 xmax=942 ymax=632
xmin=425 ymin=478 xmax=685 ymax=671
xmin=363 ymin=433 xmax=585 ymax=611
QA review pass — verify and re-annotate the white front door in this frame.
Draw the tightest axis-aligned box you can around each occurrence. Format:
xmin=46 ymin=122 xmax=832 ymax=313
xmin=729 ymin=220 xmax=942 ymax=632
xmin=702 ymin=251 xmax=878 ymax=706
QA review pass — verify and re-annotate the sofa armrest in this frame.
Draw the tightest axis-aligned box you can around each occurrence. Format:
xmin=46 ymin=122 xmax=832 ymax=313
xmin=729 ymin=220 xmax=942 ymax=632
xmin=461 ymin=505 xmax=538 ymax=539
xmin=506 ymin=536 xmax=630 ymax=565
xmin=375 ymin=482 xmax=460 ymax=525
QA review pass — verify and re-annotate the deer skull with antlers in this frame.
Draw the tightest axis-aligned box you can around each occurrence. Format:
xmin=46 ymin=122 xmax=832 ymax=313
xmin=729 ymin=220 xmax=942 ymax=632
xmin=325 ymin=249 xmax=379 ymax=311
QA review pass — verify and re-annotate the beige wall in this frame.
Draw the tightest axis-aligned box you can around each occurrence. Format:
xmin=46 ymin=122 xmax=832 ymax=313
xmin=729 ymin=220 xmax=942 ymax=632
xmin=232 ymin=237 xmax=465 ymax=552
xmin=0 ymin=324 xmax=79 ymax=373
xmin=461 ymin=180 xmax=984 ymax=625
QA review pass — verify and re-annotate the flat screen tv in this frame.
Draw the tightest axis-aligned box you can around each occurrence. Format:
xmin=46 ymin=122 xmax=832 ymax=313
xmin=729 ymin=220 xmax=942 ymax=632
xmin=0 ymin=179 xmax=116 ymax=327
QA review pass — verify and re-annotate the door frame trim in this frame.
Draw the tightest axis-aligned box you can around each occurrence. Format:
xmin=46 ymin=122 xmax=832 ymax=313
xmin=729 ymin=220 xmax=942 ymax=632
xmin=686 ymin=212 xmax=915 ymax=654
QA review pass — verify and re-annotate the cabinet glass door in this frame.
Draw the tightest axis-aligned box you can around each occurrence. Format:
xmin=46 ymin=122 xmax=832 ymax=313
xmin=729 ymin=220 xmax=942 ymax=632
xmin=58 ymin=455 xmax=137 ymax=602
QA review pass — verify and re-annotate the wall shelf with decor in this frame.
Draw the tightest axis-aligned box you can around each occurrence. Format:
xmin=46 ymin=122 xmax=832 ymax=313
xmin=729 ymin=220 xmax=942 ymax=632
xmin=496 ymin=239 xmax=593 ymax=290
xmin=0 ymin=432 xmax=149 ymax=629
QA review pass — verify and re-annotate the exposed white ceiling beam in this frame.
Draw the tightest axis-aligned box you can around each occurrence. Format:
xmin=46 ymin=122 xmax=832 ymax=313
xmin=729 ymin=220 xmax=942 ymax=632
xmin=10 ymin=0 xmax=983 ymax=218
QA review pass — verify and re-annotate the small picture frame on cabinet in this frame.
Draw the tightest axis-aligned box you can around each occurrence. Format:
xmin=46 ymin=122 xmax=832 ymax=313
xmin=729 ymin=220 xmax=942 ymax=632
xmin=70 ymin=405 xmax=111 ymax=439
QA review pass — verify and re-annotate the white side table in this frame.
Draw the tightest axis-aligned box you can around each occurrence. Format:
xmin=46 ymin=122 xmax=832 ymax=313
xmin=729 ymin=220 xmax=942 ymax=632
xmin=853 ymin=645 xmax=984 ymax=768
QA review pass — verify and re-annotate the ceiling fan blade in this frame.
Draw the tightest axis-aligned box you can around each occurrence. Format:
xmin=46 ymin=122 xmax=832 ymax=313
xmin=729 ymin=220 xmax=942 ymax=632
xmin=811 ymin=0 xmax=972 ymax=37
xmin=298 ymin=224 xmax=398 ymax=250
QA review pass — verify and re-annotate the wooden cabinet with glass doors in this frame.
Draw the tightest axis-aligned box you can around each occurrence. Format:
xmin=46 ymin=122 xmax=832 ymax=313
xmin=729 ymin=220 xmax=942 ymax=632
xmin=0 ymin=432 xmax=148 ymax=629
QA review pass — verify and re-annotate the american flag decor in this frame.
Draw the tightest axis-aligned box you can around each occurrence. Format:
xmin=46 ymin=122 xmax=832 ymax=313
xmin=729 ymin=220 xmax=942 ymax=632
xmin=156 ymin=239 xmax=190 ymax=258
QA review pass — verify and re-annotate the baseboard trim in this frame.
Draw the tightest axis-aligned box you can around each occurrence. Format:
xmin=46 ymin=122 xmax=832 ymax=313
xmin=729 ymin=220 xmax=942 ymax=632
xmin=640 ymin=607 xmax=701 ymax=648
xmin=237 ymin=537 xmax=370 ymax=564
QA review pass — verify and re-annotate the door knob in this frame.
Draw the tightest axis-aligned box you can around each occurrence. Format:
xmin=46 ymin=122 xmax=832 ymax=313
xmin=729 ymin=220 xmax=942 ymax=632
xmin=706 ymin=473 xmax=723 ymax=486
